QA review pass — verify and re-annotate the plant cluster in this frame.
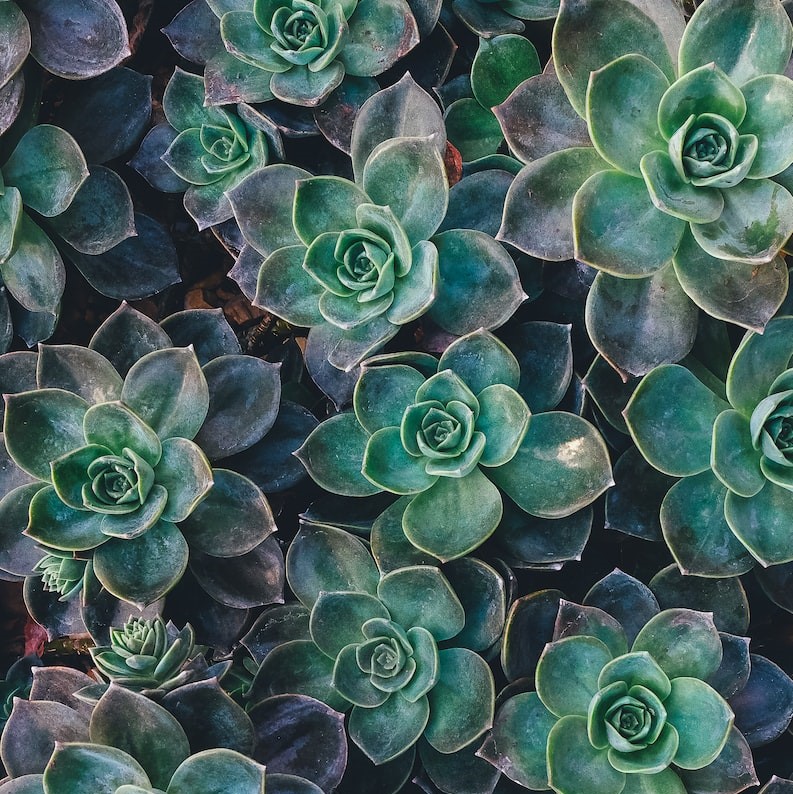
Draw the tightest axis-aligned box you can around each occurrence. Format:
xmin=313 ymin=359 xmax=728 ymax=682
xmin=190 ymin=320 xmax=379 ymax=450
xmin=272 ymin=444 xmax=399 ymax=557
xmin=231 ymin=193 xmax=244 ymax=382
xmin=0 ymin=0 xmax=792 ymax=792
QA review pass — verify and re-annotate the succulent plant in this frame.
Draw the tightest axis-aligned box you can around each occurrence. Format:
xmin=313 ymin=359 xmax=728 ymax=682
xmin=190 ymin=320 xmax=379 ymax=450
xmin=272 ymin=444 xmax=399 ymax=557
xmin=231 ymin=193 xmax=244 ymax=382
xmin=89 ymin=617 xmax=208 ymax=696
xmin=34 ymin=551 xmax=86 ymax=601
xmin=0 ymin=656 xmax=40 ymax=733
xmin=255 ymin=525 xmax=498 ymax=765
xmin=297 ymin=329 xmax=612 ymax=561
xmin=0 ymin=342 xmax=278 ymax=607
xmin=202 ymin=0 xmax=420 ymax=107
xmin=624 ymin=316 xmax=793 ymax=577
xmin=130 ymin=68 xmax=273 ymax=230
xmin=228 ymin=127 xmax=525 ymax=371
xmin=498 ymin=0 xmax=793 ymax=376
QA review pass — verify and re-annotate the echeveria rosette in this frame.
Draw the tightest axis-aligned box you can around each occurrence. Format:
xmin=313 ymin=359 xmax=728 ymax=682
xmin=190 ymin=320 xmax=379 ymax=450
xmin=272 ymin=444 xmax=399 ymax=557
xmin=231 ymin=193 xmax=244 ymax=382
xmin=486 ymin=606 xmax=739 ymax=794
xmin=498 ymin=0 xmax=793 ymax=377
xmin=625 ymin=316 xmax=793 ymax=576
xmin=90 ymin=617 xmax=207 ymax=696
xmin=131 ymin=68 xmax=270 ymax=231
xmin=229 ymin=136 xmax=525 ymax=372
xmin=0 ymin=344 xmax=276 ymax=607
xmin=297 ymin=329 xmax=613 ymax=561
xmin=34 ymin=550 xmax=87 ymax=601
xmin=208 ymin=0 xmax=419 ymax=107
xmin=258 ymin=556 xmax=495 ymax=765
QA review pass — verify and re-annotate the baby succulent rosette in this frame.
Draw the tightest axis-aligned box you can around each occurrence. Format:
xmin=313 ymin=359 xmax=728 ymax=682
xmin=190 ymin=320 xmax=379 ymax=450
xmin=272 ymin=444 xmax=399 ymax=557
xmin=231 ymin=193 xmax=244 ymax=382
xmin=498 ymin=0 xmax=793 ymax=376
xmin=204 ymin=0 xmax=419 ymax=106
xmin=297 ymin=329 xmax=612 ymax=561
xmin=0 ymin=343 xmax=277 ymax=607
xmin=255 ymin=525 xmax=498 ymax=765
xmin=131 ymin=68 xmax=271 ymax=230
xmin=624 ymin=316 xmax=793 ymax=577
xmin=486 ymin=602 xmax=754 ymax=793
xmin=228 ymin=134 xmax=524 ymax=372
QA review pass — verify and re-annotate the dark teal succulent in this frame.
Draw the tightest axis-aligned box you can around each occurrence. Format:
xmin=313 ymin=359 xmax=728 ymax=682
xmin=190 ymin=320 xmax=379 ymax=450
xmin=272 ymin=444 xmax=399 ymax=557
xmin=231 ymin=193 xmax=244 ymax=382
xmin=452 ymin=0 xmax=559 ymax=37
xmin=498 ymin=0 xmax=793 ymax=376
xmin=131 ymin=68 xmax=271 ymax=230
xmin=624 ymin=316 xmax=793 ymax=577
xmin=205 ymin=0 xmax=420 ymax=106
xmin=297 ymin=329 xmax=612 ymax=561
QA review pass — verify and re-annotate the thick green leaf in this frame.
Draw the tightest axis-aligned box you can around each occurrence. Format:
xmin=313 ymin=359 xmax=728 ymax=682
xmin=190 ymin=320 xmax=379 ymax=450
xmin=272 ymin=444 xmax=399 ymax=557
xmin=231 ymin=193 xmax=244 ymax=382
xmin=121 ymin=348 xmax=209 ymax=441
xmin=296 ymin=413 xmax=381 ymax=497
xmin=660 ymin=471 xmax=756 ymax=577
xmin=536 ymin=636 xmax=612 ymax=717
xmin=624 ymin=364 xmax=729 ymax=476
xmin=340 ymin=0 xmax=418 ymax=77
xmin=552 ymin=0 xmax=675 ymax=117
xmin=742 ymin=75 xmax=793 ymax=178
xmin=370 ymin=496 xmax=440 ymax=574
xmin=309 ymin=590 xmax=389 ymax=658
xmin=3 ymin=388 xmax=88 ymax=480
xmin=83 ymin=402 xmax=161 ymax=467
xmin=471 ymin=34 xmax=540 ymax=110
xmin=498 ymin=147 xmax=607 ymax=261
xmin=285 ymin=524 xmax=379 ymax=608
xmin=547 ymin=714 xmax=625 ymax=794
xmin=554 ymin=601 xmax=628 ymax=658
xmin=673 ymin=228 xmax=787 ymax=332
xmin=438 ymin=330 xmax=519 ymax=395
xmin=0 ymin=482 xmax=45 ymax=576
xmin=167 ymin=749 xmax=266 ymax=794
xmin=179 ymin=468 xmax=273 ymax=556
xmin=586 ymin=268 xmax=698 ymax=377
xmin=36 ymin=345 xmax=122 ymax=405
xmin=3 ymin=124 xmax=87 ymax=217
xmin=690 ymin=179 xmax=793 ymax=264
xmin=665 ymin=677 xmax=733 ymax=770
xmin=227 ymin=165 xmax=311 ymax=258
xmin=598 ymin=652 xmax=671 ymax=701
xmin=424 ymin=648 xmax=494 ymax=753
xmin=26 ymin=483 xmax=106 ymax=551
xmin=293 ymin=176 xmax=369 ymax=245
xmin=42 ymin=744 xmax=149 ymax=794
xmin=362 ymin=426 xmax=438 ymax=495
xmin=0 ymin=4 xmax=30 ymax=88
xmin=92 ymin=520 xmax=189 ymax=606
xmin=0 ymin=186 xmax=22 ymax=262
xmin=378 ymin=566 xmax=465 ymax=641
xmin=725 ymin=481 xmax=793 ymax=566
xmin=270 ymin=63 xmax=344 ymax=107
xmin=162 ymin=67 xmax=224 ymax=132
xmin=203 ymin=49 xmax=275 ymax=106
xmin=348 ymin=694 xmax=429 ymax=764
xmin=402 ymin=468 xmax=503 ymax=561
xmin=727 ymin=317 xmax=793 ymax=417
xmin=1 ymin=213 xmax=65 ymax=314
xmin=573 ymin=170 xmax=685 ymax=277
xmin=489 ymin=411 xmax=613 ymax=519
xmin=479 ymin=692 xmax=555 ymax=789
xmin=678 ymin=0 xmax=792 ymax=86
xmin=255 ymin=245 xmax=323 ymax=328
xmin=90 ymin=686 xmax=190 ymax=790
xmin=476 ymin=384 xmax=530 ymax=467
xmin=586 ymin=54 xmax=668 ymax=177
xmin=620 ymin=769 xmax=686 ymax=794
xmin=363 ymin=136 xmax=447 ymax=246
xmin=430 ymin=229 xmax=524 ymax=335
xmin=632 ymin=608 xmax=723 ymax=680
xmin=444 ymin=98 xmax=504 ymax=162
xmin=711 ymin=409 xmax=764 ymax=497
xmin=354 ymin=365 xmax=425 ymax=435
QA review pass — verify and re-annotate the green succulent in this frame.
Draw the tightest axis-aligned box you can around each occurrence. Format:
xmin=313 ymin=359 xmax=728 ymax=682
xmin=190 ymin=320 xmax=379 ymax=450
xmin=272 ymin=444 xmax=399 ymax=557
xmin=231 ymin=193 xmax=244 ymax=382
xmin=34 ymin=550 xmax=86 ymax=600
xmin=498 ymin=0 xmax=793 ymax=376
xmin=490 ymin=607 xmax=736 ymax=793
xmin=206 ymin=0 xmax=420 ymax=106
xmin=0 ymin=344 xmax=275 ymax=606
xmin=297 ymin=329 xmax=612 ymax=561
xmin=228 ymin=135 xmax=524 ymax=372
xmin=0 ymin=656 xmax=39 ymax=733
xmin=256 ymin=559 xmax=495 ymax=764
xmin=132 ymin=68 xmax=271 ymax=230
xmin=624 ymin=316 xmax=793 ymax=576
xmin=90 ymin=617 xmax=206 ymax=695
